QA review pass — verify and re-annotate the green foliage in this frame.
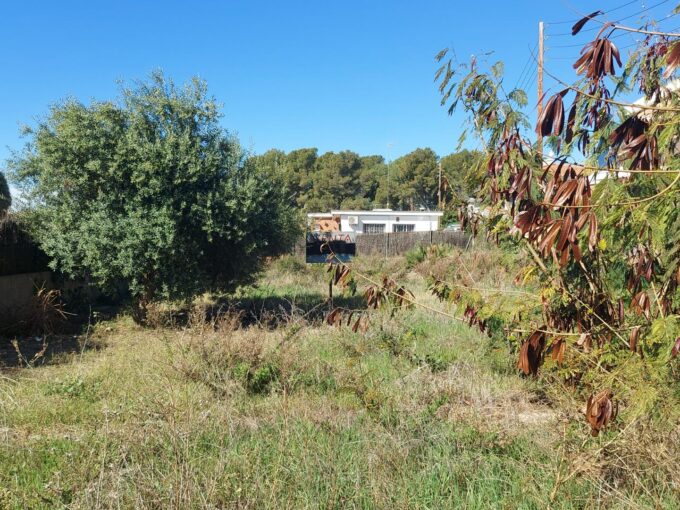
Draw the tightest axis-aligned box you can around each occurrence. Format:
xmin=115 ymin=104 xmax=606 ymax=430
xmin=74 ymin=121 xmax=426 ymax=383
xmin=405 ymin=245 xmax=428 ymax=268
xmin=405 ymin=244 xmax=452 ymax=269
xmin=386 ymin=147 xmax=439 ymax=210
xmin=434 ymin=11 xmax=680 ymax=438
xmin=0 ymin=171 xmax=10 ymax=215
xmin=252 ymin=146 xmax=481 ymax=212
xmin=9 ymin=72 xmax=301 ymax=320
xmin=439 ymin=149 xmax=484 ymax=200
xmin=232 ymin=360 xmax=280 ymax=395
xmin=44 ymin=376 xmax=102 ymax=402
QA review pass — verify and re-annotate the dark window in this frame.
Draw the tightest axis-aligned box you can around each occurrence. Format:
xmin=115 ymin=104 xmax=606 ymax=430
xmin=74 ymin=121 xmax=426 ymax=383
xmin=393 ymin=224 xmax=415 ymax=233
xmin=363 ymin=223 xmax=385 ymax=234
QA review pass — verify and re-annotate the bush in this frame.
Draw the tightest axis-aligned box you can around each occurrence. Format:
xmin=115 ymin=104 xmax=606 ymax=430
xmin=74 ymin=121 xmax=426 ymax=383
xmin=9 ymin=72 xmax=301 ymax=323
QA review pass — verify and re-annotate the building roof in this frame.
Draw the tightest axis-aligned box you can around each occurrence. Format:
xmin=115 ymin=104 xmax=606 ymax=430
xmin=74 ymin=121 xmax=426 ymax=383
xmin=626 ymin=79 xmax=680 ymax=119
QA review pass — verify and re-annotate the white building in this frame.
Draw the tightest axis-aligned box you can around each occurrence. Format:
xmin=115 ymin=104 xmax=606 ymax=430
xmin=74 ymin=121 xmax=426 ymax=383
xmin=308 ymin=209 xmax=443 ymax=235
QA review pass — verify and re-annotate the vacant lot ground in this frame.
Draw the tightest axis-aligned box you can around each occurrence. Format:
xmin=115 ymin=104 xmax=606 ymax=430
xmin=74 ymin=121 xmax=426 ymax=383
xmin=1 ymin=251 xmax=677 ymax=509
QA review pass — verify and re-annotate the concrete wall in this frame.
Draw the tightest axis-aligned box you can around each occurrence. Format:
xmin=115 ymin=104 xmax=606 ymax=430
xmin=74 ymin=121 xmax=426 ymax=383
xmin=0 ymin=271 xmax=54 ymax=310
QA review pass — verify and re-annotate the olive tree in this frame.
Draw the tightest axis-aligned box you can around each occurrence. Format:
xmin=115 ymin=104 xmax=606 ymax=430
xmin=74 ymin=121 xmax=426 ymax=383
xmin=9 ymin=72 xmax=300 ymax=322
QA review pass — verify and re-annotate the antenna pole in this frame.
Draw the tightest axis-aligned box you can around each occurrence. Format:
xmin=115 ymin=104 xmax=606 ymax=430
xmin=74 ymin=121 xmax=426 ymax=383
xmin=537 ymin=20 xmax=545 ymax=160
xmin=438 ymin=161 xmax=442 ymax=210
xmin=386 ymin=143 xmax=393 ymax=209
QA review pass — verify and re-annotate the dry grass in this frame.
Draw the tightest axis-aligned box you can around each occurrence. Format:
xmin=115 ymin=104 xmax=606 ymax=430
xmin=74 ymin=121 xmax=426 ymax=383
xmin=0 ymin=252 xmax=677 ymax=509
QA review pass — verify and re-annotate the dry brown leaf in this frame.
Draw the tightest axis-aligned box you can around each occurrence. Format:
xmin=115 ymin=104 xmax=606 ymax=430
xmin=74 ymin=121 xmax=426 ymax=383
xmin=586 ymin=390 xmax=617 ymax=437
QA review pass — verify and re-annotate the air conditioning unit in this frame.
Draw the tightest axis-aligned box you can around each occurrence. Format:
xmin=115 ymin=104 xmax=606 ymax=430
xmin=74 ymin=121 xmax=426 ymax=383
xmin=347 ymin=215 xmax=359 ymax=225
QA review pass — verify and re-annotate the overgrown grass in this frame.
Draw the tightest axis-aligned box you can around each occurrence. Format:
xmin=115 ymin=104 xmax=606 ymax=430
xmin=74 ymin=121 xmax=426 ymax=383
xmin=0 ymin=251 xmax=677 ymax=509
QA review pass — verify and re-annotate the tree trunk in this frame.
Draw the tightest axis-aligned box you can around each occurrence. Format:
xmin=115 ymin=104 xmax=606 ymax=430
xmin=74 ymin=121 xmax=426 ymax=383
xmin=131 ymin=279 xmax=155 ymax=325
xmin=131 ymin=297 xmax=149 ymax=325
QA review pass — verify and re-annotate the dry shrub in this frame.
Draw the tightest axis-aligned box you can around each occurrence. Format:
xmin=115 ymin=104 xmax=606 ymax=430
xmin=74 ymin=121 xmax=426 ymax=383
xmin=186 ymin=303 xmax=210 ymax=332
xmin=213 ymin=307 xmax=245 ymax=332
xmin=595 ymin=422 xmax=680 ymax=500
xmin=536 ymin=371 xmax=680 ymax=504
xmin=144 ymin=302 xmax=246 ymax=332
xmin=170 ymin=323 xmax=283 ymax=397
xmin=417 ymin=256 xmax=456 ymax=282
xmin=10 ymin=337 xmax=48 ymax=367
xmin=0 ymin=286 xmax=67 ymax=337
xmin=605 ymin=422 xmax=679 ymax=499
xmin=168 ymin=301 xmax=316 ymax=398
xmin=396 ymin=359 xmax=557 ymax=438
xmin=143 ymin=302 xmax=174 ymax=329
xmin=547 ymin=417 xmax=680 ymax=505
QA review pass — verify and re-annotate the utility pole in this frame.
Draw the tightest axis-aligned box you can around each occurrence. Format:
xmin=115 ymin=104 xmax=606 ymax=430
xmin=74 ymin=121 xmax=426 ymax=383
xmin=386 ymin=142 xmax=393 ymax=209
xmin=537 ymin=20 xmax=545 ymax=161
xmin=437 ymin=161 xmax=442 ymax=210
xmin=386 ymin=164 xmax=390 ymax=209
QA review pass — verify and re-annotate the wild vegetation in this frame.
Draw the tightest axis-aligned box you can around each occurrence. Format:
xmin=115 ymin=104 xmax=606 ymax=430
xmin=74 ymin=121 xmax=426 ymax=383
xmin=420 ymin=2 xmax=680 ymax=497
xmin=2 ymin=248 xmax=676 ymax=509
xmin=8 ymin=73 xmax=300 ymax=323
xmin=2 ymin=4 xmax=679 ymax=508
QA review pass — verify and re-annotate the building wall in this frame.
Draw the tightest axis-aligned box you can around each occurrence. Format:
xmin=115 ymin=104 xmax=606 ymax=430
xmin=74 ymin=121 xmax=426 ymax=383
xmin=339 ymin=213 xmax=440 ymax=234
xmin=0 ymin=271 xmax=53 ymax=311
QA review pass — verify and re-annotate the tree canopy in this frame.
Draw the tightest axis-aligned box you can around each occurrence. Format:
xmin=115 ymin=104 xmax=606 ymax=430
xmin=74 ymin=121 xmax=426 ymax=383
xmin=9 ymin=72 xmax=300 ymax=321
xmin=251 ymin=146 xmax=481 ymax=213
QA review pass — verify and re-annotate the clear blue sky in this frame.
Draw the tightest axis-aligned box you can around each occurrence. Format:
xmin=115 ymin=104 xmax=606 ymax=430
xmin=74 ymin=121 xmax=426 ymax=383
xmin=1 ymin=0 xmax=677 ymax=169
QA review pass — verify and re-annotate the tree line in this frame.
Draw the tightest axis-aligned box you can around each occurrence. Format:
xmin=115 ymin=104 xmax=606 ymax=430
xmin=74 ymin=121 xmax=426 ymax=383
xmin=252 ymin=147 xmax=482 ymax=213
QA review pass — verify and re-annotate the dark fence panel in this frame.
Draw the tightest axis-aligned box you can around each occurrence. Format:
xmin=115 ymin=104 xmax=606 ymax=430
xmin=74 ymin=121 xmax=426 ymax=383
xmin=0 ymin=218 xmax=50 ymax=277
xmin=355 ymin=230 xmax=468 ymax=257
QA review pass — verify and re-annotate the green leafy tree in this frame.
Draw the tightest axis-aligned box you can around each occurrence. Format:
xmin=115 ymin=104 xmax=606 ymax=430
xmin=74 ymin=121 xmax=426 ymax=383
xmin=253 ymin=147 xmax=479 ymax=213
xmin=357 ymin=155 xmax=387 ymax=207
xmin=439 ymin=149 xmax=483 ymax=200
xmin=0 ymin=171 xmax=10 ymax=216
xmin=305 ymin=151 xmax=363 ymax=212
xmin=9 ymin=72 xmax=300 ymax=322
xmin=282 ymin=148 xmax=318 ymax=208
xmin=384 ymin=148 xmax=439 ymax=210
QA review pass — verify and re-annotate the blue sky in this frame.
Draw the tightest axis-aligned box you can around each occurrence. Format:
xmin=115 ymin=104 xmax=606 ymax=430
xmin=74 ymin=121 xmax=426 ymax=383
xmin=1 ymin=0 xmax=678 ymax=170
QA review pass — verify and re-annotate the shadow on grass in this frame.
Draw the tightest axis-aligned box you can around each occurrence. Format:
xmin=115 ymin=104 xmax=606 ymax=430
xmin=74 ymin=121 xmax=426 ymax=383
xmin=149 ymin=291 xmax=368 ymax=330
xmin=0 ymin=334 xmax=104 ymax=369
xmin=225 ymin=292 xmax=366 ymax=328
xmin=0 ymin=304 xmax=119 ymax=369
xmin=0 ymin=288 xmax=367 ymax=367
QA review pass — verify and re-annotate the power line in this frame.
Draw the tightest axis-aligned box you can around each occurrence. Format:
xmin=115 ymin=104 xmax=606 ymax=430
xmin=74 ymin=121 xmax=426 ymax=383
xmin=547 ymin=0 xmax=674 ymax=36
xmin=614 ymin=0 xmax=671 ymax=23
xmin=520 ymin=66 xmax=537 ymax=94
xmin=548 ymin=19 xmax=680 ymax=48
xmin=514 ymin=51 xmax=533 ymax=90
xmin=610 ymin=12 xmax=680 ymax=38
xmin=514 ymin=44 xmax=537 ymax=91
xmin=516 ymin=45 xmax=538 ymax=94
xmin=544 ymin=0 xmax=641 ymax=25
